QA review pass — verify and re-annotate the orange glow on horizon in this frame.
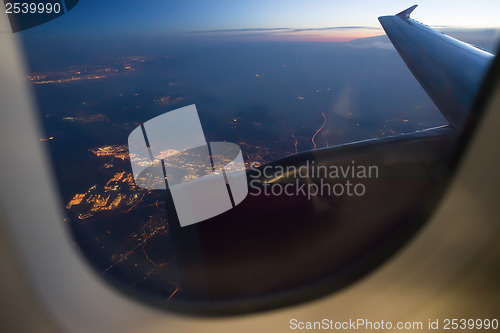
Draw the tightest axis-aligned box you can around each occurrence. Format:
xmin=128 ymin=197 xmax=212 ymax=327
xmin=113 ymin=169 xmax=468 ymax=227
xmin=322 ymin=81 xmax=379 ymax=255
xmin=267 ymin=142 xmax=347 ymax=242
xmin=192 ymin=27 xmax=385 ymax=42
xmin=258 ymin=28 xmax=385 ymax=42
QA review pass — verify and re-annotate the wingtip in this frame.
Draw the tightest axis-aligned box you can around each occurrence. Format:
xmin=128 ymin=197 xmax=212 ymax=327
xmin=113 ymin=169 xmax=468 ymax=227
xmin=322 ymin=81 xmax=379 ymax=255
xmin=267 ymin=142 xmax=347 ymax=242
xmin=396 ymin=5 xmax=418 ymax=20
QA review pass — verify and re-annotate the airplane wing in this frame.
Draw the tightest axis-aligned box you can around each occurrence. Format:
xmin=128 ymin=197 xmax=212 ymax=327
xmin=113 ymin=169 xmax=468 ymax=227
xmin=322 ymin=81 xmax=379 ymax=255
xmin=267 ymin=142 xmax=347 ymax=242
xmin=378 ymin=5 xmax=494 ymax=128
xmin=153 ymin=7 xmax=497 ymax=314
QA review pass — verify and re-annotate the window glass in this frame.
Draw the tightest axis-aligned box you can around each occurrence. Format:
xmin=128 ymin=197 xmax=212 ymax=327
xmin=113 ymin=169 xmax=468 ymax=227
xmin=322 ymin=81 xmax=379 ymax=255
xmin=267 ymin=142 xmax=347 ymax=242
xmin=17 ymin=1 xmax=499 ymax=314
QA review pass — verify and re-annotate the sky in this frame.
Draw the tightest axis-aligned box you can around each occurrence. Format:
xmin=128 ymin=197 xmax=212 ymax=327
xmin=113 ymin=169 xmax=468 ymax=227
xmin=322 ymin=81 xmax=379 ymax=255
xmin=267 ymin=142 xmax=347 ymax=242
xmin=22 ymin=0 xmax=500 ymax=41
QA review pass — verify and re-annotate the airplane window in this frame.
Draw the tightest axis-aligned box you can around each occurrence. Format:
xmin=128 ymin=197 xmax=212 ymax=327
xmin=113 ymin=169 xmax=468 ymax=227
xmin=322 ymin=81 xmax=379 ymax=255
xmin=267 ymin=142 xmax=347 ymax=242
xmin=14 ymin=2 xmax=499 ymax=315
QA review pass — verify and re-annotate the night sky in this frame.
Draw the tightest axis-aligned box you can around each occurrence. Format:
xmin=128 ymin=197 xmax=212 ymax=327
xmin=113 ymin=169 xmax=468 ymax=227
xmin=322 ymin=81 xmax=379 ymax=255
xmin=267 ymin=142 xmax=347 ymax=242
xmin=20 ymin=0 xmax=500 ymax=40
